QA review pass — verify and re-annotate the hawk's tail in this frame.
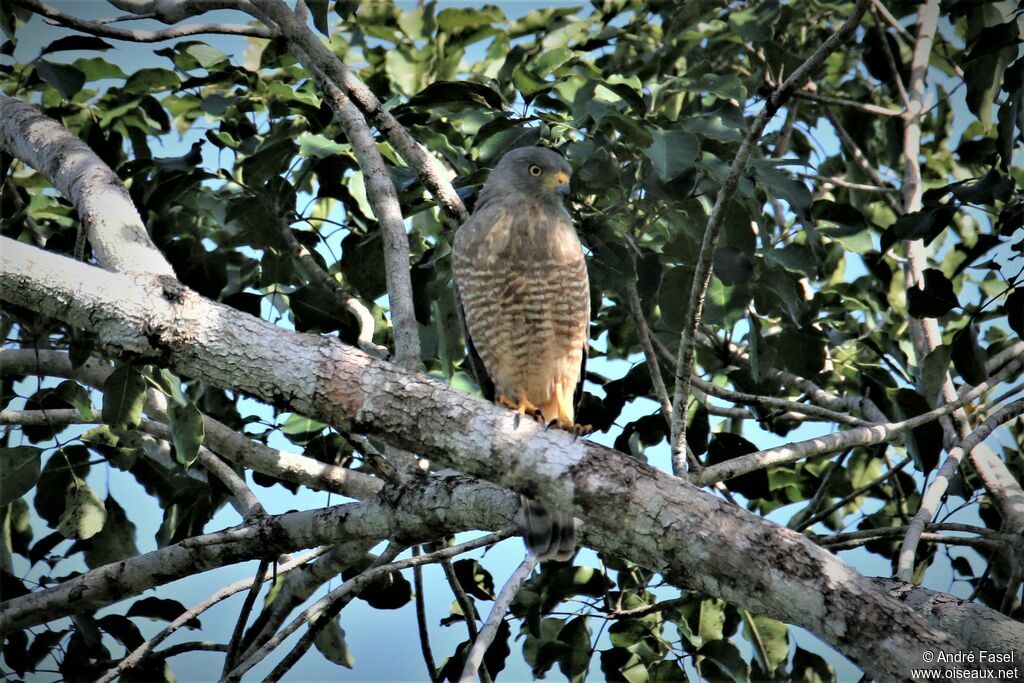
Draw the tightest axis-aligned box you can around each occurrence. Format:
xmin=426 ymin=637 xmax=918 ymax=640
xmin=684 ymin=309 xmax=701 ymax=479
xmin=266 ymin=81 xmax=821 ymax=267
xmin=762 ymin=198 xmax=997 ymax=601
xmin=516 ymin=495 xmax=576 ymax=561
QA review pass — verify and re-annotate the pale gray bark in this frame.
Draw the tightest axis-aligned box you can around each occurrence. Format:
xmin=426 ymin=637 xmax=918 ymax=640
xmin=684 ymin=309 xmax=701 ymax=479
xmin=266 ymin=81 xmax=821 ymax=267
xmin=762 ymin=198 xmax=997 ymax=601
xmin=0 ymin=96 xmax=175 ymax=276
xmin=0 ymin=238 xmax=983 ymax=679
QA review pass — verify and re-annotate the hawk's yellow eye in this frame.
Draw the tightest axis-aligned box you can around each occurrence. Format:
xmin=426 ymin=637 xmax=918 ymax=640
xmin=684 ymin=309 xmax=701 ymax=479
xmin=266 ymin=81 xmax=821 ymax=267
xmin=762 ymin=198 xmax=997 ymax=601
xmin=528 ymin=164 xmax=543 ymax=176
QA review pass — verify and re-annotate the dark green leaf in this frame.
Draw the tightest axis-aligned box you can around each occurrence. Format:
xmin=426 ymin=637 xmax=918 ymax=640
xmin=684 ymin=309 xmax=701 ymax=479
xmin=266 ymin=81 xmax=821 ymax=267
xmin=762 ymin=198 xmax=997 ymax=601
xmin=907 ymin=269 xmax=959 ymax=318
xmin=707 ymin=434 xmax=767 ymax=499
xmin=84 ymin=495 xmax=139 ymax=568
xmin=920 ymin=345 xmax=952 ymax=408
xmin=879 ymin=205 xmax=957 ymax=254
xmin=55 ymin=380 xmax=94 ymax=421
xmin=40 ymin=36 xmax=113 ymax=55
xmin=0 ymin=446 xmax=42 ymax=507
xmin=643 ymin=129 xmax=700 ymax=182
xmin=126 ymin=597 xmax=201 ymax=629
xmin=167 ymin=400 xmax=204 ymax=467
xmin=1006 ymin=289 xmax=1024 ymax=339
xmin=35 ymin=59 xmax=85 ymax=99
xmin=102 ymin=365 xmax=146 ymax=432
xmin=951 ymin=323 xmax=988 ymax=385
xmin=712 ymin=246 xmax=753 ymax=286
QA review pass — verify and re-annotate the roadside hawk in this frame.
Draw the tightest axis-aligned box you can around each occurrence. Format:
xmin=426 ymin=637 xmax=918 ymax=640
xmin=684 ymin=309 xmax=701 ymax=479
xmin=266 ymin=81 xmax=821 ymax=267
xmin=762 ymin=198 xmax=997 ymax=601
xmin=452 ymin=146 xmax=590 ymax=561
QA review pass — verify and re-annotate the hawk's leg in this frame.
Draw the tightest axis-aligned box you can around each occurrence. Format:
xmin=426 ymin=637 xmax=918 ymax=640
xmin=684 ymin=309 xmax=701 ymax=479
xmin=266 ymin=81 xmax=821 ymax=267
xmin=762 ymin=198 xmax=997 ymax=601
xmin=497 ymin=393 xmax=545 ymax=424
xmin=537 ymin=381 xmax=593 ymax=436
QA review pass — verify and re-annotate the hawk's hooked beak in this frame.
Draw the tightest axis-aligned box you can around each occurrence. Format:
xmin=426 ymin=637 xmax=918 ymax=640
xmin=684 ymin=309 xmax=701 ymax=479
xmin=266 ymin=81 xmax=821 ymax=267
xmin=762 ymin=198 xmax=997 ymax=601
xmin=550 ymin=171 xmax=571 ymax=198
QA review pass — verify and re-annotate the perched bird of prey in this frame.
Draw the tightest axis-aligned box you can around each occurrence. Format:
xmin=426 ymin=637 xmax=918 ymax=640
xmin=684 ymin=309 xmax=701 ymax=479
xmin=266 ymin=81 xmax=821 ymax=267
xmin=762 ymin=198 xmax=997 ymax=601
xmin=452 ymin=146 xmax=590 ymax=561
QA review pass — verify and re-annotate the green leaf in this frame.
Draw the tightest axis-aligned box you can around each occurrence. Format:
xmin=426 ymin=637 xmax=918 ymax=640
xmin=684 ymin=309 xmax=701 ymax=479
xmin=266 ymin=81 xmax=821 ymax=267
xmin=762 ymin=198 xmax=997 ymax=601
xmin=751 ymin=159 xmax=811 ymax=220
xmin=765 ymin=327 xmax=827 ymax=379
xmin=792 ymin=646 xmax=836 ymax=682
xmin=1006 ymin=289 xmax=1024 ymax=339
xmin=299 ymin=132 xmax=347 ymax=158
xmin=452 ymin=559 xmax=496 ymax=600
xmin=41 ymin=36 xmax=113 ymax=55
xmin=314 ymin=617 xmax=354 ymax=668
xmin=0 ymin=447 xmax=42 ymax=507
xmin=557 ymin=616 xmax=591 ymax=682
xmin=55 ymin=380 xmax=94 ymax=421
xmin=879 ymin=205 xmax=957 ymax=254
xmin=907 ymin=269 xmax=959 ymax=318
xmin=57 ymin=482 xmax=106 ymax=540
xmin=84 ymin=496 xmax=139 ymax=568
xmin=741 ymin=612 xmax=788 ymax=675
xmin=185 ymin=43 xmax=228 ymax=69
xmin=697 ymin=640 xmax=748 ymax=683
xmin=126 ymin=597 xmax=201 ymax=629
xmin=35 ymin=59 xmax=85 ymax=99
xmin=920 ymin=345 xmax=952 ymax=408
xmin=712 ymin=246 xmax=753 ymax=286
xmin=951 ymin=323 xmax=988 ymax=385
xmin=644 ymin=129 xmax=700 ymax=182
xmin=123 ymin=68 xmax=181 ymax=94
xmin=102 ymin=365 xmax=147 ymax=432
xmin=167 ymin=401 xmax=204 ymax=467
xmin=307 ymin=0 xmax=329 ymax=35
xmin=534 ymin=47 xmax=574 ymax=76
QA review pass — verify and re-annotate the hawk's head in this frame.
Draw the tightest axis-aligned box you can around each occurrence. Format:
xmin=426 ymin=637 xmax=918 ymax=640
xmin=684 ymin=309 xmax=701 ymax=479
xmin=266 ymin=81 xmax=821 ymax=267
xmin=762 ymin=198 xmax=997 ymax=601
xmin=489 ymin=146 xmax=572 ymax=199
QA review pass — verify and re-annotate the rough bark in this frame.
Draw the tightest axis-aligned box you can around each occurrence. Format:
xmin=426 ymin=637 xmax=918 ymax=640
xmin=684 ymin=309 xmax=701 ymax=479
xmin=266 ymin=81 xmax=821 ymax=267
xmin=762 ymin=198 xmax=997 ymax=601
xmin=0 ymin=238 xmax=980 ymax=679
xmin=0 ymin=96 xmax=174 ymax=276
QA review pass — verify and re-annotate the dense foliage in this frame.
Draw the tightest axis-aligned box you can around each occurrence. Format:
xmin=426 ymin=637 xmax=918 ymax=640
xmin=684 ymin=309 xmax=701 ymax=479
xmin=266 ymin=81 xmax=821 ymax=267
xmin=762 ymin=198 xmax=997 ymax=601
xmin=1 ymin=0 xmax=1021 ymax=680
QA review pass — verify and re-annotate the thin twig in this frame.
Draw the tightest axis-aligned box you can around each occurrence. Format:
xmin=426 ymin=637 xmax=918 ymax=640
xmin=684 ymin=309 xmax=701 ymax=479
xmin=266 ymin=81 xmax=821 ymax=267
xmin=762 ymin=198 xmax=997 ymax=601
xmin=897 ymin=399 xmax=1024 ymax=582
xmin=668 ymin=0 xmax=873 ymax=476
xmin=791 ymin=88 xmax=902 ymax=117
xmin=412 ymin=547 xmax=439 ymax=682
xmin=220 ymin=559 xmax=271 ymax=678
xmin=228 ymin=530 xmax=513 ymax=681
xmin=796 ymin=456 xmax=911 ymax=531
xmin=695 ymin=354 xmax=1024 ymax=486
xmin=458 ymin=555 xmax=538 ymax=683
xmin=96 ymin=547 xmax=329 ymax=683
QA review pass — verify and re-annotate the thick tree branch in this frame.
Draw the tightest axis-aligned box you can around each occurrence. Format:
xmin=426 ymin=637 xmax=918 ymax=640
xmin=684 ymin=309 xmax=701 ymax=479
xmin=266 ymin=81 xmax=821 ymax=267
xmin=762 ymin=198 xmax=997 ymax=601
xmin=0 ymin=96 xmax=174 ymax=275
xmin=668 ymin=0 xmax=872 ymax=473
xmin=0 ymin=238 xmax=981 ymax=679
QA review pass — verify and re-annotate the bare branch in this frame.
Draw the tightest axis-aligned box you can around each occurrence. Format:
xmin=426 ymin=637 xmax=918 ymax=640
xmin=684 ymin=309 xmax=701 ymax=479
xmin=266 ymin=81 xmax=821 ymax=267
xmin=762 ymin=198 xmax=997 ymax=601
xmin=694 ymin=355 xmax=1024 ymax=485
xmin=0 ymin=96 xmax=174 ymax=275
xmin=459 ymin=555 xmax=538 ymax=683
xmin=798 ymin=172 xmax=897 ymax=194
xmin=95 ymin=547 xmax=329 ymax=683
xmin=246 ymin=0 xmax=467 ymax=225
xmin=668 ymin=0 xmax=873 ymax=474
xmin=276 ymin=214 xmax=388 ymax=359
xmin=228 ymin=531 xmax=512 ymax=681
xmin=791 ymin=88 xmax=903 ymax=117
xmin=897 ymin=399 xmax=1024 ymax=582
xmin=12 ymin=0 xmax=274 ymax=41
